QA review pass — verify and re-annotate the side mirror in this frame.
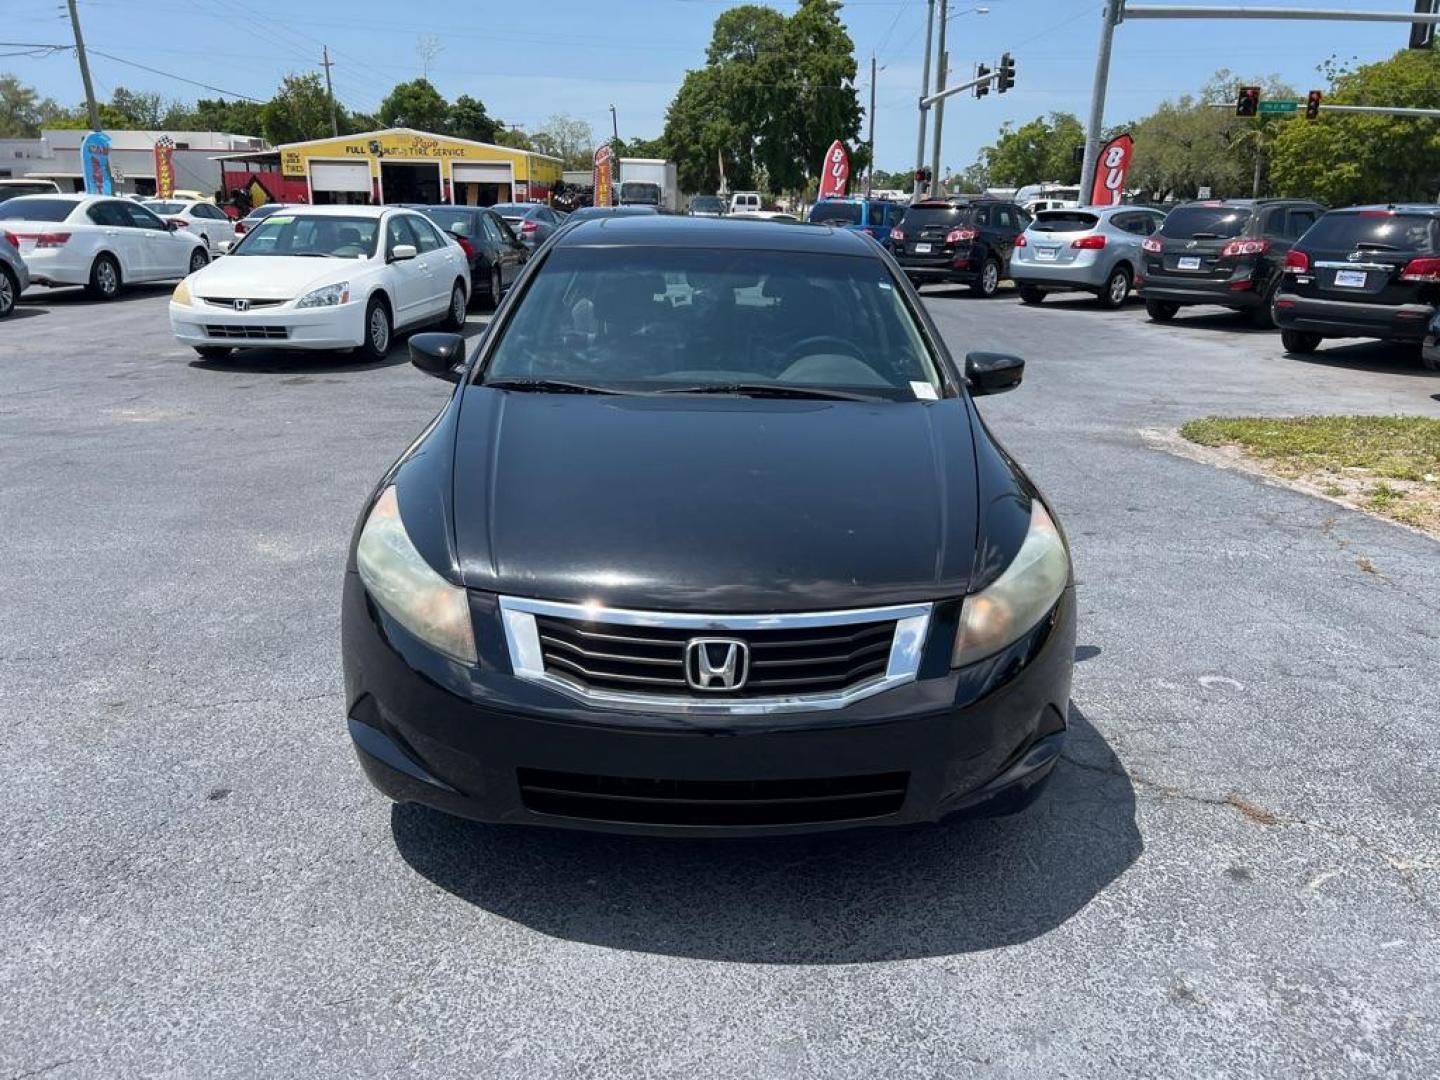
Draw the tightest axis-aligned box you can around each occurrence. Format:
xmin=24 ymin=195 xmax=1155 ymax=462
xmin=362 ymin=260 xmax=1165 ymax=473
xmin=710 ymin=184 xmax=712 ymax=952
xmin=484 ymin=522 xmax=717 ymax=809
xmin=409 ymin=332 xmax=466 ymax=383
xmin=217 ymin=240 xmax=233 ymax=255
xmin=390 ymin=243 xmax=418 ymax=262
xmin=965 ymin=351 xmax=1025 ymax=396
xmin=166 ymin=220 xmax=181 ymax=232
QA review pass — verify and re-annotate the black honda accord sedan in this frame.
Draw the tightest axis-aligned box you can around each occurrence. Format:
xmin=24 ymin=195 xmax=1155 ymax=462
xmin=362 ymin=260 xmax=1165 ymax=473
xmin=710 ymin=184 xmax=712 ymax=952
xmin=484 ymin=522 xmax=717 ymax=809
xmin=342 ymin=215 xmax=1075 ymax=836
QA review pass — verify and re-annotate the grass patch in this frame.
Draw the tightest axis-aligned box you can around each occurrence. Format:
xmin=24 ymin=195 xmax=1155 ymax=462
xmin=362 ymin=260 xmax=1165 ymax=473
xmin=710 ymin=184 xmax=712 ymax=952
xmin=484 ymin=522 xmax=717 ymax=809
xmin=1180 ymin=415 xmax=1440 ymax=535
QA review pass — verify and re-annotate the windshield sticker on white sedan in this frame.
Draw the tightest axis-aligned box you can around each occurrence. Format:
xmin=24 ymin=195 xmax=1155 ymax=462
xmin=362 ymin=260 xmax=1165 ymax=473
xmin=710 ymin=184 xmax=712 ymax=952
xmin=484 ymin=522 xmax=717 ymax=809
xmin=265 ymin=216 xmax=293 ymax=225
xmin=910 ymin=381 xmax=938 ymax=400
xmin=878 ymin=280 xmax=893 ymax=291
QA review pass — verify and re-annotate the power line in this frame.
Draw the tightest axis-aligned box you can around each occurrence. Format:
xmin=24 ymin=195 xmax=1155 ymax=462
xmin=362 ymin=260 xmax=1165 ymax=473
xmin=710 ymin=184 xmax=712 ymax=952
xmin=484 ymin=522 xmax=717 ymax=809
xmin=86 ymin=49 xmax=266 ymax=101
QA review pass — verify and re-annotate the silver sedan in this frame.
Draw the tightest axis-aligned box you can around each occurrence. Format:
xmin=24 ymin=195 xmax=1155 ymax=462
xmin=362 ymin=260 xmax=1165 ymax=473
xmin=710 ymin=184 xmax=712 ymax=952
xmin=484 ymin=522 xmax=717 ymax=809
xmin=1011 ymin=205 xmax=1166 ymax=309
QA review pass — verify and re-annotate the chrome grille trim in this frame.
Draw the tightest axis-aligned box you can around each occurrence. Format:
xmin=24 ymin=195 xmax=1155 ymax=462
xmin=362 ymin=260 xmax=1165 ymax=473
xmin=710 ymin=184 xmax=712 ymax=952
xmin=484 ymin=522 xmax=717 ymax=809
xmin=498 ymin=596 xmax=933 ymax=715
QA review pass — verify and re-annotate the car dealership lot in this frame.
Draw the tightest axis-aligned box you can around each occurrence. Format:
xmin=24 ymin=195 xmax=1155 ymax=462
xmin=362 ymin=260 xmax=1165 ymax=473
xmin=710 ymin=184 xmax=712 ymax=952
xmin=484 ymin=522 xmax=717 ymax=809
xmin=2 ymin=285 xmax=1437 ymax=1076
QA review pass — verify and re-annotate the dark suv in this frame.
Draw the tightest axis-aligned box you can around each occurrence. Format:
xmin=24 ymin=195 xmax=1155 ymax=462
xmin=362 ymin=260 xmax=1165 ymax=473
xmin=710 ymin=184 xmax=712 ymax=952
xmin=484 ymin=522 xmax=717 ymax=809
xmin=1273 ymin=205 xmax=1440 ymax=361
xmin=1138 ymin=198 xmax=1324 ymax=326
xmin=888 ymin=197 xmax=1029 ymax=296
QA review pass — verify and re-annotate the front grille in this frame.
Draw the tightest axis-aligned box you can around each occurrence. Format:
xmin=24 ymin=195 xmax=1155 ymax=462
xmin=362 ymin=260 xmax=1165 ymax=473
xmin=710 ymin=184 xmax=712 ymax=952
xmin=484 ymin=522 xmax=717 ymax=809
xmin=517 ymin=768 xmax=909 ymax=827
xmin=204 ymin=324 xmax=289 ymax=339
xmin=533 ymin=614 xmax=895 ymax=699
xmin=200 ymin=296 xmax=286 ymax=309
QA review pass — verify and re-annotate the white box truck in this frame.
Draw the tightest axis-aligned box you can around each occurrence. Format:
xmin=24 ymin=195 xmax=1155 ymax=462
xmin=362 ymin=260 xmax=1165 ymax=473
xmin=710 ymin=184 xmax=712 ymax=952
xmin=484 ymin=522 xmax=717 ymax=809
xmin=618 ymin=159 xmax=680 ymax=211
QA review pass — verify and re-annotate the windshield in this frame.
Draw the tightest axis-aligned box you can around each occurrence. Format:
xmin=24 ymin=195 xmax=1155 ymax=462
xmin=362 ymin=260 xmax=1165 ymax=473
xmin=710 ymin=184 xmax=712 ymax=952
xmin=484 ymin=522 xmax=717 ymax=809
xmin=1161 ymin=205 xmax=1250 ymax=239
xmin=144 ymin=201 xmax=188 ymax=215
xmin=0 ymin=198 xmax=75 ymax=222
xmin=491 ymin=204 xmax=529 ymax=217
xmin=1301 ymin=212 xmax=1437 ymax=253
xmin=691 ymin=197 xmax=723 ymax=212
xmin=569 ymin=206 xmax=656 ymax=221
xmin=620 ymin=182 xmax=661 ymax=205
xmin=0 ymin=182 xmax=61 ymax=203
xmin=1033 ymin=211 xmax=1099 ymax=233
xmin=419 ymin=208 xmax=477 ymax=237
xmin=231 ymin=214 xmax=379 ymax=258
xmin=479 ymin=247 xmax=941 ymax=400
xmin=809 ymin=201 xmax=863 ymax=225
xmin=902 ymin=204 xmax=975 ymax=228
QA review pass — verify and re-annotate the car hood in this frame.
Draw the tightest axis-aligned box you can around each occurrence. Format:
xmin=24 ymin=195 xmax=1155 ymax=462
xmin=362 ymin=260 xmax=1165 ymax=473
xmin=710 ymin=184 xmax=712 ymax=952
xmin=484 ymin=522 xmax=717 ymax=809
xmin=186 ymin=254 xmax=361 ymax=299
xmin=450 ymin=391 xmax=981 ymax=612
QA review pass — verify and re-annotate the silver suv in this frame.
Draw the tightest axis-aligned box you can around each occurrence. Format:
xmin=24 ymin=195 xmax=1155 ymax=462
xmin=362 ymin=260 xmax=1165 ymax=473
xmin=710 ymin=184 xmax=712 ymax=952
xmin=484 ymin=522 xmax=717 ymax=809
xmin=1011 ymin=205 xmax=1166 ymax=309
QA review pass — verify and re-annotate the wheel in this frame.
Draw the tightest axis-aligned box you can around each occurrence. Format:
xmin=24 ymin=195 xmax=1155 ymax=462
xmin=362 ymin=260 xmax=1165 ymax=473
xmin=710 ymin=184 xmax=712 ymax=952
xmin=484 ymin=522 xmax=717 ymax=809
xmin=0 ymin=266 xmax=16 ymax=318
xmin=87 ymin=253 xmax=121 ymax=300
xmin=1280 ymin=329 xmax=1322 ymax=355
xmin=1249 ymin=280 xmax=1279 ymax=328
xmin=442 ymin=281 xmax=467 ymax=331
xmin=360 ymin=295 xmax=392 ymax=361
xmin=193 ymin=346 xmax=232 ymax=360
xmin=188 ymin=247 xmax=209 ymax=275
xmin=1422 ymin=349 xmax=1440 ymax=372
xmin=1018 ymin=284 xmax=1046 ymax=305
xmin=971 ymin=258 xmax=1001 ymax=298
xmin=1100 ymin=265 xmax=1132 ymax=310
xmin=1145 ymin=298 xmax=1178 ymax=322
xmin=487 ymin=265 xmax=503 ymax=309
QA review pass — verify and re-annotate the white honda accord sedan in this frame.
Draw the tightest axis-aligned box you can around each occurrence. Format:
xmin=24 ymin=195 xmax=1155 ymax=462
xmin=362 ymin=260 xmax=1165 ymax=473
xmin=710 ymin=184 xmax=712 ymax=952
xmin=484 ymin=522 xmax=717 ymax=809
xmin=169 ymin=205 xmax=470 ymax=361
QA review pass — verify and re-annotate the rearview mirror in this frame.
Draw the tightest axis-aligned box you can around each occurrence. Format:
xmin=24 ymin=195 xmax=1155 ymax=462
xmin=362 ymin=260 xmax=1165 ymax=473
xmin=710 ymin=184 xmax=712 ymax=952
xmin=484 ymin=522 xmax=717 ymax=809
xmin=390 ymin=243 xmax=418 ymax=262
xmin=409 ymin=332 xmax=466 ymax=383
xmin=965 ymin=351 xmax=1025 ymax=396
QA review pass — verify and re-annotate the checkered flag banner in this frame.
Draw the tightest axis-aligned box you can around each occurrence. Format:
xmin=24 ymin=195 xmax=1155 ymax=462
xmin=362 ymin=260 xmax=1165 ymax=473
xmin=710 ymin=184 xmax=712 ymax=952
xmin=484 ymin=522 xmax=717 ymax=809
xmin=155 ymin=135 xmax=175 ymax=151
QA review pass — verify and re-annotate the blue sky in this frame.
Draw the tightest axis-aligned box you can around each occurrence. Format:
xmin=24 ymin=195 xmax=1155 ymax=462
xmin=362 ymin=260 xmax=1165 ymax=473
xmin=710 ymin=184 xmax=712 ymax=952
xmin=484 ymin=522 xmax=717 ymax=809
xmin=5 ymin=0 xmax=1423 ymax=176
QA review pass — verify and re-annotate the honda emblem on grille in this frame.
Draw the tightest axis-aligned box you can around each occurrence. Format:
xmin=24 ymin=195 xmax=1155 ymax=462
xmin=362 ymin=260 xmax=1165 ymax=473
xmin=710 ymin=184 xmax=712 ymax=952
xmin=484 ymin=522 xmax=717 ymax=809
xmin=233 ymin=298 xmax=249 ymax=312
xmin=1347 ymin=251 xmax=1363 ymax=262
xmin=685 ymin=638 xmax=749 ymax=691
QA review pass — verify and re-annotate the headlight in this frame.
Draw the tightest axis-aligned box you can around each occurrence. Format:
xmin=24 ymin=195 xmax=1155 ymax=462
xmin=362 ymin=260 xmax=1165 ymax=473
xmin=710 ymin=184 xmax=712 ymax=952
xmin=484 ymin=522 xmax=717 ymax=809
xmin=296 ymin=281 xmax=349 ymax=308
xmin=356 ymin=486 xmax=477 ymax=664
xmin=172 ymin=279 xmax=192 ymax=305
xmin=952 ymin=500 xmax=1069 ymax=668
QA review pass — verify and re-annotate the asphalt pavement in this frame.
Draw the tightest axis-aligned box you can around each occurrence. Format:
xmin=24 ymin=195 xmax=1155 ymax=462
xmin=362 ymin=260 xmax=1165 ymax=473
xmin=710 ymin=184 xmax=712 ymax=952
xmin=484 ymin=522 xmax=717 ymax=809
xmin=1 ymin=281 xmax=1437 ymax=1078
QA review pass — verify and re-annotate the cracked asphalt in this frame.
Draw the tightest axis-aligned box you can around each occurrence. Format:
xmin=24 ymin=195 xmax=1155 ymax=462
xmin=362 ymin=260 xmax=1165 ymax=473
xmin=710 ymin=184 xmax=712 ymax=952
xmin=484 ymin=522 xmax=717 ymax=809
xmin=1 ymin=279 xmax=1437 ymax=1078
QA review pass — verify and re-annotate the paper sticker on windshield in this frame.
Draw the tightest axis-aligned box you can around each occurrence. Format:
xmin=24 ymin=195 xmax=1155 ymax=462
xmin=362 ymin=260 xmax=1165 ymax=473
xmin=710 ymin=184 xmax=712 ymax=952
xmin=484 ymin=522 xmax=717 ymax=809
xmin=265 ymin=216 xmax=293 ymax=225
xmin=878 ymin=280 xmax=893 ymax=290
xmin=910 ymin=381 xmax=938 ymax=401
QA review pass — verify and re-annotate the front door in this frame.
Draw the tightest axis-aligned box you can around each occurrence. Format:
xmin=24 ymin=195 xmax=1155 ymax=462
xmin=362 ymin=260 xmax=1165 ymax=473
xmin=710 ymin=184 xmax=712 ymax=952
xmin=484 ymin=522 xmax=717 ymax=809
xmin=383 ymin=214 xmax=430 ymax=326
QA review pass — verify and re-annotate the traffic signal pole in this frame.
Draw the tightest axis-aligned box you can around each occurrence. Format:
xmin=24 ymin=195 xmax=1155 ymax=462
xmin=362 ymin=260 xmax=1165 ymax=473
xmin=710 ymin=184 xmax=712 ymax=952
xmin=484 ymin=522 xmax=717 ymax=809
xmin=913 ymin=0 xmax=936 ymax=200
xmin=1080 ymin=2 xmax=1440 ymax=205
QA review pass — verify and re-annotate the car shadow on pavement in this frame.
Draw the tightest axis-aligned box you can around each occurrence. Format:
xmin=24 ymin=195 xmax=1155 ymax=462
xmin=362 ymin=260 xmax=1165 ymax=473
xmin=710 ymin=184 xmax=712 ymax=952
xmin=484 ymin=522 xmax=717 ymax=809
xmin=1289 ymin=341 xmax=1435 ymax=376
xmin=188 ymin=322 xmax=491 ymax=375
xmin=1146 ymin=309 xmax=1273 ymax=335
xmin=4 ymin=306 xmax=47 ymax=321
xmin=389 ymin=703 xmax=1140 ymax=963
xmin=25 ymin=283 xmax=176 ymax=306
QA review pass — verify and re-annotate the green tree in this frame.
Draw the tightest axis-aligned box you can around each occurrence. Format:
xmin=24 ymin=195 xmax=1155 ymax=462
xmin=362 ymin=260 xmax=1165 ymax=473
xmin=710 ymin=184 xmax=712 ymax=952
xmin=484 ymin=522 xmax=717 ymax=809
xmin=980 ymin=112 xmax=1085 ymax=186
xmin=378 ymin=78 xmax=449 ymax=131
xmin=448 ymin=94 xmax=497 ymax=143
xmin=664 ymin=67 xmax=751 ymax=193
xmin=493 ymin=126 xmax=533 ymax=151
xmin=184 ymin=97 xmax=265 ymax=136
xmin=0 ymin=75 xmax=65 ymax=137
xmin=108 ymin=86 xmax=168 ymax=128
xmin=259 ymin=73 xmax=339 ymax=144
xmin=1271 ymin=49 xmax=1440 ymax=205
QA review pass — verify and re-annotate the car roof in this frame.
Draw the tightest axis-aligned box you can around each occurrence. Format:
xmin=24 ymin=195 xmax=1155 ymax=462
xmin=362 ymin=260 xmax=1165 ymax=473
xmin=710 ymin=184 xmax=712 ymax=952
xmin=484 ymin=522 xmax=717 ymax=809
xmin=1332 ymin=203 xmax=1440 ymax=216
xmin=247 ymin=204 xmax=391 ymax=218
xmin=553 ymin=214 xmax=874 ymax=254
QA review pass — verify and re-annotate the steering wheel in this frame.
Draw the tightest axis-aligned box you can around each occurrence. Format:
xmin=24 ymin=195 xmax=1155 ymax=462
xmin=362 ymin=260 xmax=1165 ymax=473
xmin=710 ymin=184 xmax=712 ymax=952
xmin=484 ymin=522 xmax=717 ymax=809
xmin=783 ymin=334 xmax=868 ymax=363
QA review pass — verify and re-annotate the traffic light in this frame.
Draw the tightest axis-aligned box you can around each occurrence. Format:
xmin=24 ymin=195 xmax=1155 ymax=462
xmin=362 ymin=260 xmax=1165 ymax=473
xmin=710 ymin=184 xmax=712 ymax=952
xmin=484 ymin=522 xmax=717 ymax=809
xmin=1305 ymin=89 xmax=1323 ymax=120
xmin=1235 ymin=86 xmax=1260 ymax=117
xmin=997 ymin=52 xmax=1016 ymax=94
xmin=975 ymin=63 xmax=991 ymax=99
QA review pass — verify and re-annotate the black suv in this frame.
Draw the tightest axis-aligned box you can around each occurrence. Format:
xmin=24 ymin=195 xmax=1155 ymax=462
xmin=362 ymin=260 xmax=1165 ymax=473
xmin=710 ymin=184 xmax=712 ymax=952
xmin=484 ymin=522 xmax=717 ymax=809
xmin=889 ymin=197 xmax=1029 ymax=296
xmin=1138 ymin=198 xmax=1324 ymax=326
xmin=1273 ymin=205 xmax=1440 ymax=360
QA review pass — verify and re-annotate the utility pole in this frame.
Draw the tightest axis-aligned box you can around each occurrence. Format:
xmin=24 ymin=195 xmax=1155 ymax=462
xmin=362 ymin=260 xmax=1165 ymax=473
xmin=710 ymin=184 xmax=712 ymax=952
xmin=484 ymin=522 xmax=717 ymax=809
xmin=321 ymin=46 xmax=339 ymax=138
xmin=913 ymin=0 xmax=936 ymax=199
xmin=866 ymin=54 xmax=877 ymax=198
xmin=64 ymin=0 xmax=100 ymax=132
xmin=1079 ymin=0 xmax=1122 ymax=206
xmin=930 ymin=0 xmax=950 ymax=197
xmin=610 ymin=104 xmax=619 ymax=145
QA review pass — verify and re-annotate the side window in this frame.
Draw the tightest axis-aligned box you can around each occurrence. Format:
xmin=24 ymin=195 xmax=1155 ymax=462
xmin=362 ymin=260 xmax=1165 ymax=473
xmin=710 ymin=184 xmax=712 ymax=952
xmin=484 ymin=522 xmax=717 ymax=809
xmin=1260 ymin=208 xmax=1287 ymax=238
xmin=996 ymin=206 xmax=1016 ymax=230
xmin=386 ymin=215 xmax=418 ymax=254
xmin=869 ymin=201 xmax=887 ymax=227
xmin=123 ymin=203 xmax=167 ymax=230
xmin=408 ymin=216 xmax=444 ymax=253
xmin=1014 ymin=206 xmax=1032 ymax=231
xmin=87 ymin=201 xmax=127 ymax=227
xmin=1287 ymin=209 xmax=1317 ymax=240
xmin=480 ymin=214 xmax=506 ymax=246
xmin=973 ymin=205 xmax=992 ymax=227
xmin=198 ymin=204 xmax=223 ymax=220
xmin=1144 ymin=213 xmax=1164 ymax=235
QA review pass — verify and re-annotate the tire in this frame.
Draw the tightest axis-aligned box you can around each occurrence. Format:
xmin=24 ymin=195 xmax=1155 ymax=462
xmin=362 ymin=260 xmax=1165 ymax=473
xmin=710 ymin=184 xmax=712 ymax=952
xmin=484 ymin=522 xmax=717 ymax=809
xmin=188 ymin=247 xmax=210 ymax=275
xmin=1100 ymin=265 xmax=1132 ymax=310
xmin=1145 ymin=298 xmax=1178 ymax=322
xmin=0 ymin=266 xmax=16 ymax=318
xmin=360 ymin=295 xmax=392 ymax=361
xmin=1280 ymin=329 xmax=1322 ymax=355
xmin=487 ymin=265 xmax=503 ymax=309
xmin=971 ymin=258 xmax=1001 ymax=298
xmin=1422 ymin=350 xmax=1440 ymax=372
xmin=441 ymin=280 xmax=467 ymax=331
xmin=1018 ymin=284 xmax=1046 ymax=305
xmin=87 ymin=253 xmax=121 ymax=300
xmin=193 ymin=346 xmax=232 ymax=360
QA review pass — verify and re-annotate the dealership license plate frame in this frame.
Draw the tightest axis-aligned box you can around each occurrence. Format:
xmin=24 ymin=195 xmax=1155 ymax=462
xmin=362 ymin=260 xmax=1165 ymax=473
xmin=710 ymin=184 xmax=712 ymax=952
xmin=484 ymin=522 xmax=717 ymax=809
xmin=1035 ymin=247 xmax=1058 ymax=262
xmin=1333 ymin=269 xmax=1368 ymax=289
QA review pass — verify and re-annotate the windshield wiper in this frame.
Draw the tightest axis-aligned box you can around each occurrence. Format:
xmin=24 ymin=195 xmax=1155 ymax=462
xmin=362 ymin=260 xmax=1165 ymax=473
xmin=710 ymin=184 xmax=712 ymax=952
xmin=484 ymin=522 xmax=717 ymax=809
xmin=291 ymin=252 xmax=339 ymax=258
xmin=483 ymin=377 xmax=622 ymax=395
xmin=655 ymin=383 xmax=881 ymax=401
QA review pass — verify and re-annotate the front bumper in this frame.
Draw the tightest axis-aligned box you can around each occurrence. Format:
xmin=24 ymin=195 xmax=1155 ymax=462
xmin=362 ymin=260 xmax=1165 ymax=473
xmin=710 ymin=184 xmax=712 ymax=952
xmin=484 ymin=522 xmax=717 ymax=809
xmin=1274 ymin=292 xmax=1433 ymax=343
xmin=169 ymin=298 xmax=366 ymax=350
xmin=341 ymin=574 xmax=1076 ymax=837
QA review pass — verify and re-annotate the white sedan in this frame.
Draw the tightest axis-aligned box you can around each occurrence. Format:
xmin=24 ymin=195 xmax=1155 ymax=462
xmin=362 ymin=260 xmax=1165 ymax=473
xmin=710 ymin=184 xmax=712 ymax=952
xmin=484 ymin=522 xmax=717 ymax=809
xmin=141 ymin=198 xmax=235 ymax=251
xmin=0 ymin=193 xmax=209 ymax=299
xmin=169 ymin=205 xmax=469 ymax=361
